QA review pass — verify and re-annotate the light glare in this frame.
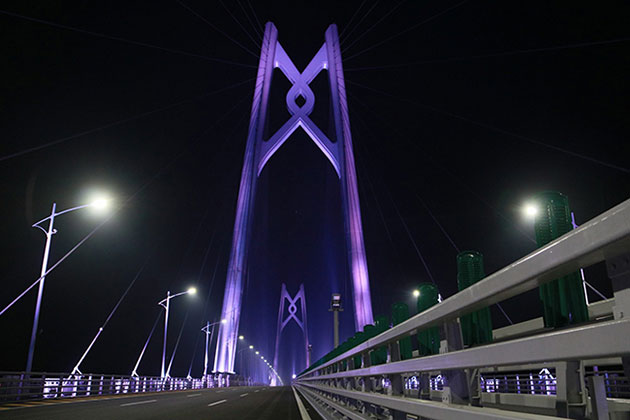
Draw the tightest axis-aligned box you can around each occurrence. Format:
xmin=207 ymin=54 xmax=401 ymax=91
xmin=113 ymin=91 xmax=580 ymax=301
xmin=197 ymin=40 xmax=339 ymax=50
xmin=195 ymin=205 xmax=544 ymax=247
xmin=187 ymin=287 xmax=197 ymax=295
xmin=524 ymin=203 xmax=539 ymax=218
xmin=412 ymin=289 xmax=420 ymax=298
xmin=91 ymin=198 xmax=110 ymax=210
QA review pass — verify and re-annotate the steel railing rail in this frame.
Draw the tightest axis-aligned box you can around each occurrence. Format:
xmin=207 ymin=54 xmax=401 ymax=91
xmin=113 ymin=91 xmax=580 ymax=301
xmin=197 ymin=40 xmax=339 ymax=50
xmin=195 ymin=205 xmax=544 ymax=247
xmin=298 ymin=197 xmax=630 ymax=379
xmin=0 ymin=371 xmax=257 ymax=404
xmin=298 ymin=319 xmax=630 ymax=381
xmin=295 ymin=197 xmax=630 ymax=419
xmin=296 ymin=383 xmax=562 ymax=420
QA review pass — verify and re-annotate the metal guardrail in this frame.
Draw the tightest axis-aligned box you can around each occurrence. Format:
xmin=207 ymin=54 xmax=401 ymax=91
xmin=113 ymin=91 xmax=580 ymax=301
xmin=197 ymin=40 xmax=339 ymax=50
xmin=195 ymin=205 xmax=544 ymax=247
xmin=296 ymin=197 xmax=630 ymax=419
xmin=0 ymin=371 xmax=255 ymax=404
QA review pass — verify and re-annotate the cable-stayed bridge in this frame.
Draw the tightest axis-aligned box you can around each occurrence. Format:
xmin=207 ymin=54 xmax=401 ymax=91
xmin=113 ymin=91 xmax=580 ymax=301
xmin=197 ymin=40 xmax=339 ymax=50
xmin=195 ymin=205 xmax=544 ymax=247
xmin=1 ymin=4 xmax=629 ymax=420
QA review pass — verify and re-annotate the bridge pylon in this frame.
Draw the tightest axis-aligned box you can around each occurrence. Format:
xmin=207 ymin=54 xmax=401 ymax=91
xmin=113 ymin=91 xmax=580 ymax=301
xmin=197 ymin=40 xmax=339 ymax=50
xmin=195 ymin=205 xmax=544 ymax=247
xmin=214 ymin=22 xmax=374 ymax=374
xmin=271 ymin=284 xmax=309 ymax=386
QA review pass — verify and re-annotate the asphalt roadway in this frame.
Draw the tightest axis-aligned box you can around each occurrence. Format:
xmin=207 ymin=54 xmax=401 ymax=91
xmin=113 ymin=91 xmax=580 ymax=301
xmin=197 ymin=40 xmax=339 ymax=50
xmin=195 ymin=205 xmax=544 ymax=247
xmin=0 ymin=386 xmax=322 ymax=420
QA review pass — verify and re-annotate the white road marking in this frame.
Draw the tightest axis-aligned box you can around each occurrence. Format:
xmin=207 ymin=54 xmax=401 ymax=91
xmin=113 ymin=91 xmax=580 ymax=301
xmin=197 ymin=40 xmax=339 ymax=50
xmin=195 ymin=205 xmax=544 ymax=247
xmin=187 ymin=393 xmax=201 ymax=397
xmin=208 ymin=399 xmax=227 ymax=407
xmin=120 ymin=399 xmax=157 ymax=407
xmin=216 ymin=390 xmax=225 ymax=393
xmin=254 ymin=390 xmax=260 ymax=393
xmin=239 ymin=393 xmax=249 ymax=397
xmin=292 ymin=387 xmax=312 ymax=420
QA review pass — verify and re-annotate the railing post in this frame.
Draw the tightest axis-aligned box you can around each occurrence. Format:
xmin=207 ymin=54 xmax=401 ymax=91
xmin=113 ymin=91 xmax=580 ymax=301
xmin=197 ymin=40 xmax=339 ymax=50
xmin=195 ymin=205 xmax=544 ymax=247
xmin=555 ymin=361 xmax=586 ymax=418
xmin=441 ymin=319 xmax=469 ymax=404
xmin=388 ymin=341 xmax=406 ymax=420
xmin=418 ymin=372 xmax=431 ymax=401
xmin=587 ymin=375 xmax=609 ymax=420
xmin=606 ymin=253 xmax=630 ymax=379
xmin=361 ymin=351 xmax=372 ymax=393
xmin=466 ymin=368 xmax=481 ymax=406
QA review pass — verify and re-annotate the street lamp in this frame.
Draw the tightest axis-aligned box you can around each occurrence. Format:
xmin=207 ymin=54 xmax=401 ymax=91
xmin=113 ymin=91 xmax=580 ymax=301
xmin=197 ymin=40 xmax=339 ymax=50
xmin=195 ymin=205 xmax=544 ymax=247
xmin=159 ymin=287 xmax=196 ymax=378
xmin=26 ymin=197 xmax=110 ymax=373
xmin=412 ymin=289 xmax=420 ymax=298
xmin=201 ymin=319 xmax=227 ymax=377
xmin=523 ymin=202 xmax=539 ymax=219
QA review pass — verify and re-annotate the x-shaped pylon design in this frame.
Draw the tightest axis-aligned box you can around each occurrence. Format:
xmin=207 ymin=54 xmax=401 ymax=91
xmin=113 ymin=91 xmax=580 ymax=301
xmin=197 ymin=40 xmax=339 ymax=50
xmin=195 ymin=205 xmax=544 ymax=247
xmin=280 ymin=284 xmax=306 ymax=331
xmin=256 ymin=43 xmax=341 ymax=177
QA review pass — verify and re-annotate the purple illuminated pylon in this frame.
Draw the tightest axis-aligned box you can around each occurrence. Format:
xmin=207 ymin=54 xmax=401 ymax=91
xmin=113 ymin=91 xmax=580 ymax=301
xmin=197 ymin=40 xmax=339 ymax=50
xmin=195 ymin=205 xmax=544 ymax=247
xmin=272 ymin=284 xmax=309 ymax=386
xmin=214 ymin=22 xmax=374 ymax=374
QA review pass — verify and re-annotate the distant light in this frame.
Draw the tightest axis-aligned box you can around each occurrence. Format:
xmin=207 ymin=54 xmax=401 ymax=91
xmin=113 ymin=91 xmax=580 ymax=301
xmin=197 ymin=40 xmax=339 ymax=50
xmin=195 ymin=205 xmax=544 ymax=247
xmin=221 ymin=319 xmax=227 ymax=324
xmin=238 ymin=335 xmax=244 ymax=340
xmin=260 ymin=356 xmax=264 ymax=359
xmin=255 ymin=351 xmax=259 ymax=355
xmin=292 ymin=374 xmax=297 ymax=379
xmin=187 ymin=287 xmax=197 ymax=295
xmin=412 ymin=289 xmax=420 ymax=298
xmin=523 ymin=203 xmax=539 ymax=219
xmin=249 ymin=345 xmax=254 ymax=349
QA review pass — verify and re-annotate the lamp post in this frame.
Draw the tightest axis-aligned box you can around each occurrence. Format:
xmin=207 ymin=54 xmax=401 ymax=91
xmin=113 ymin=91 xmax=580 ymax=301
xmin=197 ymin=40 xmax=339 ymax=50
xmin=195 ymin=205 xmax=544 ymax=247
xmin=329 ymin=293 xmax=343 ymax=348
xmin=159 ymin=287 xmax=196 ymax=378
xmin=201 ymin=319 xmax=226 ymax=377
xmin=26 ymin=198 xmax=110 ymax=373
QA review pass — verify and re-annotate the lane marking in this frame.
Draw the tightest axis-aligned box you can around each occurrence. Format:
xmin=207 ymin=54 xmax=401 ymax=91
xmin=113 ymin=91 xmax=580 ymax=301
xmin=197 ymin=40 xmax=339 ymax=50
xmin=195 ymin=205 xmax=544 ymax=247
xmin=216 ymin=390 xmax=225 ymax=393
xmin=120 ymin=399 xmax=157 ymax=407
xmin=292 ymin=387 xmax=312 ymax=420
xmin=254 ymin=390 xmax=260 ymax=393
xmin=187 ymin=393 xmax=201 ymax=397
xmin=208 ymin=399 xmax=227 ymax=407
xmin=0 ymin=387 xmax=229 ymax=411
xmin=239 ymin=393 xmax=249 ymax=397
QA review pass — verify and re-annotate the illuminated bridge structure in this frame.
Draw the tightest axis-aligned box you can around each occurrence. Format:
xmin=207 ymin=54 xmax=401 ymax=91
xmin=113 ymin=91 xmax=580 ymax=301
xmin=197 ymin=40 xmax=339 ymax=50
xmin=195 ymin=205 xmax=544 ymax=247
xmin=2 ymin=20 xmax=630 ymax=420
xmin=213 ymin=22 xmax=375 ymax=376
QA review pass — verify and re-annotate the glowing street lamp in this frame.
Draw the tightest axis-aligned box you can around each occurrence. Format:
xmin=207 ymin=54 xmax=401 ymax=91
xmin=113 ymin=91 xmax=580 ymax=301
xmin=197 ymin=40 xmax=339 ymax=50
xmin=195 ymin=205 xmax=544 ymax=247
xmin=26 ymin=197 xmax=111 ymax=373
xmin=523 ymin=202 xmax=539 ymax=219
xmin=159 ymin=287 xmax=196 ymax=378
xmin=412 ymin=289 xmax=420 ymax=298
xmin=249 ymin=345 xmax=254 ymax=349
xmin=201 ymin=319 xmax=226 ymax=377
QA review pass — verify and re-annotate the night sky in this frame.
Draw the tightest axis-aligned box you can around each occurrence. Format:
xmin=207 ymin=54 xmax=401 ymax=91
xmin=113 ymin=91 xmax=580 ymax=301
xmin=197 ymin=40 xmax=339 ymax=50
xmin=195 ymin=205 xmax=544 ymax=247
xmin=1 ymin=1 xmax=629 ymax=383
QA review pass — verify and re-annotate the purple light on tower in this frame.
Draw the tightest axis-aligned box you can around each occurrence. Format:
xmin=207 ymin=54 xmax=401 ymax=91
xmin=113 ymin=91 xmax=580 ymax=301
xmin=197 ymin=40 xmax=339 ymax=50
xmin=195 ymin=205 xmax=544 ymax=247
xmin=214 ymin=22 xmax=374 ymax=374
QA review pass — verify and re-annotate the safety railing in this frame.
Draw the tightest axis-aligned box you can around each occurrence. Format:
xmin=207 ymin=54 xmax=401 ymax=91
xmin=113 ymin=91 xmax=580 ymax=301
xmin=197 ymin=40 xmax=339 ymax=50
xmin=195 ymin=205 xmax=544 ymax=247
xmin=295 ymin=197 xmax=630 ymax=419
xmin=0 ymin=371 xmax=254 ymax=404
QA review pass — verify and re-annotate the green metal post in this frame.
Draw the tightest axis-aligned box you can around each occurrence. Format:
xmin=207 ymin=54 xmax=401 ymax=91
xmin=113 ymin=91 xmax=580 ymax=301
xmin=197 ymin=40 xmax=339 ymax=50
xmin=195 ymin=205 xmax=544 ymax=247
xmin=371 ymin=316 xmax=389 ymax=365
xmin=457 ymin=251 xmax=493 ymax=346
xmin=416 ymin=283 xmax=440 ymax=356
xmin=534 ymin=192 xmax=588 ymax=327
xmin=392 ymin=302 xmax=413 ymax=360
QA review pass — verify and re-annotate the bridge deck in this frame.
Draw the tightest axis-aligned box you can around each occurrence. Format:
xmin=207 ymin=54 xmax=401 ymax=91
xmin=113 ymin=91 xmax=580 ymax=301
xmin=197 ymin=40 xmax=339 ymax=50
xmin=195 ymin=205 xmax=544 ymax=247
xmin=0 ymin=386 xmax=320 ymax=420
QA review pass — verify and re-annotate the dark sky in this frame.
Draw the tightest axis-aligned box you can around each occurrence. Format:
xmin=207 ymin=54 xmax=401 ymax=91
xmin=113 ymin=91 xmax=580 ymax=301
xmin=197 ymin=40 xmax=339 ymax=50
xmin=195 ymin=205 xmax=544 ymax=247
xmin=1 ymin=1 xmax=629 ymax=383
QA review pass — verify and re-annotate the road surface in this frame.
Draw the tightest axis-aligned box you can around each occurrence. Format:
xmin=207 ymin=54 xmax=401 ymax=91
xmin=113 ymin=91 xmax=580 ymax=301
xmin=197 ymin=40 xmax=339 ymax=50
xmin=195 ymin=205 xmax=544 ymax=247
xmin=0 ymin=386 xmax=322 ymax=419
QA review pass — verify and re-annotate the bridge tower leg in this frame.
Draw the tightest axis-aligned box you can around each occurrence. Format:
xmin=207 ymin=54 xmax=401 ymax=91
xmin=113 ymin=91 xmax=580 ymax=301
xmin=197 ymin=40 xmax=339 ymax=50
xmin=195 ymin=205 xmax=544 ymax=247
xmin=214 ymin=22 xmax=374 ymax=374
